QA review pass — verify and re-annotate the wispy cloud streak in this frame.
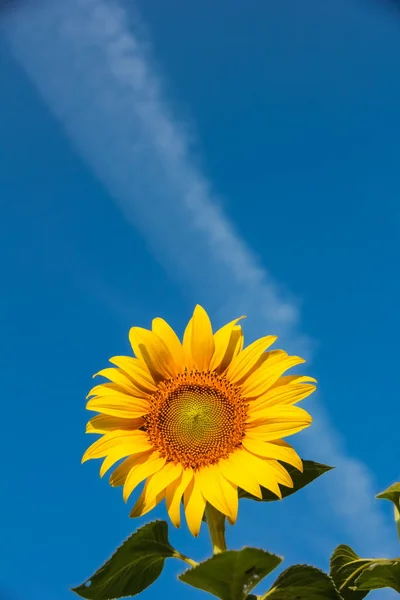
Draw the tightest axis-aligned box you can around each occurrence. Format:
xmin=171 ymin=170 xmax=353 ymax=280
xmin=1 ymin=0 xmax=396 ymax=558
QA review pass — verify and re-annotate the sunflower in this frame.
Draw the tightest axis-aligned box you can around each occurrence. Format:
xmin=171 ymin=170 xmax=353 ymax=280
xmin=82 ymin=305 xmax=315 ymax=536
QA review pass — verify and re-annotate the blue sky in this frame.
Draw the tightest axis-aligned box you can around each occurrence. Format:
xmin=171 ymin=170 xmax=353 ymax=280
xmin=1 ymin=1 xmax=400 ymax=599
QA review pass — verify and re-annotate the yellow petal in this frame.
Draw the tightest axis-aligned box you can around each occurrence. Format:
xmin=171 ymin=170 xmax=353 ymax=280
xmin=248 ymin=384 xmax=316 ymax=416
xmin=219 ymin=475 xmax=238 ymax=525
xmin=241 ymin=353 xmax=306 ymax=398
xmin=86 ymin=394 xmax=149 ymax=419
xmin=248 ymin=405 xmax=312 ymax=426
xmin=99 ymin=447 xmax=149 ymax=478
xmin=209 ymin=317 xmax=245 ymax=372
xmin=242 ymin=438 xmax=303 ymax=471
xmin=184 ymin=475 xmax=206 ymax=537
xmin=109 ymin=356 xmax=157 ymax=393
xmin=129 ymin=327 xmax=177 ymax=380
xmin=99 ymin=453 xmax=122 ymax=478
xmin=241 ymin=450 xmax=282 ymax=498
xmin=218 ymin=452 xmax=262 ymax=499
xmin=152 ymin=317 xmax=185 ymax=371
xmin=185 ymin=305 xmax=215 ymax=371
xmin=123 ymin=452 xmax=166 ymax=501
xmin=86 ymin=414 xmax=144 ymax=434
xmin=146 ymin=462 xmax=183 ymax=501
xmin=246 ymin=406 xmax=312 ymax=440
xmin=271 ymin=375 xmax=317 ymax=387
xmin=130 ymin=462 xmax=182 ymax=518
xmin=182 ymin=318 xmax=194 ymax=368
xmin=234 ymin=347 xmax=283 ymax=380
xmin=93 ymin=368 xmax=147 ymax=397
xmin=196 ymin=464 xmax=234 ymax=519
xmin=246 ymin=422 xmax=310 ymax=440
xmin=109 ymin=454 xmax=152 ymax=487
xmin=264 ymin=459 xmax=294 ymax=488
xmin=129 ymin=480 xmax=166 ymax=518
xmin=218 ymin=327 xmax=245 ymax=374
xmin=82 ymin=430 xmax=152 ymax=463
xmin=226 ymin=336 xmax=277 ymax=383
xmin=86 ymin=383 xmax=122 ymax=399
xmin=166 ymin=469 xmax=193 ymax=528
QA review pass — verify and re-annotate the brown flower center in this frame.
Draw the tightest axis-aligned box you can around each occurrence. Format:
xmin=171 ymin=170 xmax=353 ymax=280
xmin=144 ymin=370 xmax=248 ymax=469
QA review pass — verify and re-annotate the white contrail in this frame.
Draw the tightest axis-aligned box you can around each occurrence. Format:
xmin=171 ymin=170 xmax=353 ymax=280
xmin=2 ymin=0 xmax=397 ymax=560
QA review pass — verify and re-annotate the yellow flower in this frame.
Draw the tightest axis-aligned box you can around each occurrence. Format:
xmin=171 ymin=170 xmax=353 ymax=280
xmin=83 ymin=305 xmax=315 ymax=536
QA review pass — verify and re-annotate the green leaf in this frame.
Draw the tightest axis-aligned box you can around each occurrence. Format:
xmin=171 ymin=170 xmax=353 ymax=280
xmin=262 ymin=564 xmax=342 ymax=599
xmin=179 ymin=547 xmax=282 ymax=600
xmin=330 ymin=545 xmax=371 ymax=600
xmin=377 ymin=482 xmax=400 ymax=539
xmin=330 ymin=544 xmax=400 ymax=598
xmin=356 ymin=560 xmax=400 ymax=594
xmin=239 ymin=460 xmax=333 ymax=502
xmin=72 ymin=520 xmax=176 ymax=600
xmin=376 ymin=481 xmax=400 ymax=506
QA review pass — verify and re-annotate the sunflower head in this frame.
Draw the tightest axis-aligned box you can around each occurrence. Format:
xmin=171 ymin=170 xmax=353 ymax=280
xmin=144 ymin=370 xmax=248 ymax=469
xmin=83 ymin=305 xmax=315 ymax=536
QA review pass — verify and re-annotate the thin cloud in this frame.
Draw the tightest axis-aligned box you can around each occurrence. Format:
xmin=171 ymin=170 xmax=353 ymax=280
xmin=2 ymin=0 xmax=397 ymax=559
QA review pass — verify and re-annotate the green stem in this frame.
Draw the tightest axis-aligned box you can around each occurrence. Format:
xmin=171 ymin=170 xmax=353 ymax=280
xmin=173 ymin=551 xmax=199 ymax=568
xmin=205 ymin=504 xmax=227 ymax=554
